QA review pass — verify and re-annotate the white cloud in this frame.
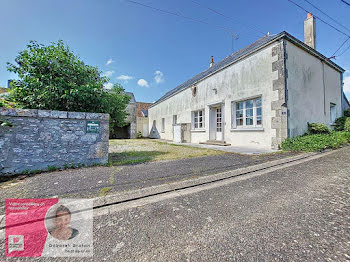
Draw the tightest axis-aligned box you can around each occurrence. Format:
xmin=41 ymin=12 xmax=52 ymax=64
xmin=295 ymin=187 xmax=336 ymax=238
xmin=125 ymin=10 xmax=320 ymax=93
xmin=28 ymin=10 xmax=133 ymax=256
xmin=344 ymin=75 xmax=350 ymax=93
xmin=106 ymin=58 xmax=114 ymax=65
xmin=104 ymin=82 xmax=114 ymax=90
xmin=137 ymin=79 xmax=149 ymax=88
xmin=117 ymin=74 xmax=134 ymax=83
xmin=154 ymin=70 xmax=164 ymax=84
xmin=103 ymin=70 xmax=115 ymax=78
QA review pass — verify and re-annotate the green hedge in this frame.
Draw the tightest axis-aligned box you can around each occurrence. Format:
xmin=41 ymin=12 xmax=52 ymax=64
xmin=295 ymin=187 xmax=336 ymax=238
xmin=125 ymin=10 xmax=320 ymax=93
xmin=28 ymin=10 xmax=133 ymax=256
xmin=334 ymin=116 xmax=347 ymax=131
xmin=281 ymin=131 xmax=350 ymax=152
xmin=307 ymin=122 xmax=330 ymax=134
xmin=345 ymin=118 xmax=350 ymax=132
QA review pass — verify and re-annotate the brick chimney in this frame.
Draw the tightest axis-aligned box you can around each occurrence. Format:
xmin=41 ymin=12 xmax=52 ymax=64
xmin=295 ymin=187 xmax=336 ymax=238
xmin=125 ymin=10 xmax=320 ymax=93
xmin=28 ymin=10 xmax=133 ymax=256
xmin=210 ymin=56 xmax=214 ymax=67
xmin=304 ymin=13 xmax=316 ymax=49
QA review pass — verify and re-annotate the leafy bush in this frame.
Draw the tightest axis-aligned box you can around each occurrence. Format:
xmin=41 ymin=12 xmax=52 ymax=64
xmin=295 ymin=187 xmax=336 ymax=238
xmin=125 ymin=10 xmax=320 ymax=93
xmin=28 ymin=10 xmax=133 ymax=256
xmin=281 ymin=131 xmax=350 ymax=152
xmin=6 ymin=40 xmax=130 ymax=129
xmin=137 ymin=131 xmax=142 ymax=138
xmin=344 ymin=110 xmax=350 ymax=117
xmin=345 ymin=118 xmax=350 ymax=132
xmin=307 ymin=122 xmax=330 ymax=134
xmin=334 ymin=116 xmax=347 ymax=131
xmin=0 ymin=95 xmax=19 ymax=109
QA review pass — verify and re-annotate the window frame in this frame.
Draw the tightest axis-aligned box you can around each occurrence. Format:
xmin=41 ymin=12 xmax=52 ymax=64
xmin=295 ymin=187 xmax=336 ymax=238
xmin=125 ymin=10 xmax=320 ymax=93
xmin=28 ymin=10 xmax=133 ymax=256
xmin=192 ymin=109 xmax=205 ymax=130
xmin=161 ymin=118 xmax=165 ymax=133
xmin=173 ymin=115 xmax=177 ymax=125
xmin=232 ymin=97 xmax=263 ymax=129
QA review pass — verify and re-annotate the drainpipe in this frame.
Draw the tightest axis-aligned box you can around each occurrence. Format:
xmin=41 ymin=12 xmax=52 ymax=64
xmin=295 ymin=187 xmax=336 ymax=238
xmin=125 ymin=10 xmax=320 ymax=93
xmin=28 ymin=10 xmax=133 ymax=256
xmin=341 ymin=72 xmax=344 ymax=116
xmin=322 ymin=62 xmax=326 ymax=115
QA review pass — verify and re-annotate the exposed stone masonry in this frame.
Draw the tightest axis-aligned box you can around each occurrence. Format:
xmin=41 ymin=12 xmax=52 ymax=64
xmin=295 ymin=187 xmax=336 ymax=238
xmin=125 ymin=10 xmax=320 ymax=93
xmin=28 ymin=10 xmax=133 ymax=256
xmin=0 ymin=108 xmax=109 ymax=175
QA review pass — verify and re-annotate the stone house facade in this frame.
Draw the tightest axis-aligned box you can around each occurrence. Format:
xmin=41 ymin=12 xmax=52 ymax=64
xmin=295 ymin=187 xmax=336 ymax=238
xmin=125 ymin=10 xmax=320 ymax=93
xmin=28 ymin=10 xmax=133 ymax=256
xmin=149 ymin=15 xmax=345 ymax=150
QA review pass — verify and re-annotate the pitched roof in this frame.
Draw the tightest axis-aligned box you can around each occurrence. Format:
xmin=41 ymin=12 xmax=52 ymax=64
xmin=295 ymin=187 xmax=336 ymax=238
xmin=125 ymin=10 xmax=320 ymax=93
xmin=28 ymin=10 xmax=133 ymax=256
xmin=126 ymin=92 xmax=136 ymax=103
xmin=137 ymin=102 xmax=153 ymax=117
xmin=151 ymin=31 xmax=344 ymax=107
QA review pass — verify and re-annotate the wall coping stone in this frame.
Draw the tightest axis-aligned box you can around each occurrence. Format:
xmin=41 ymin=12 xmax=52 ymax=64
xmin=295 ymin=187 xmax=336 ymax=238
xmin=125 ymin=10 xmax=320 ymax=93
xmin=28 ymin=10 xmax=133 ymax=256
xmin=0 ymin=107 xmax=109 ymax=120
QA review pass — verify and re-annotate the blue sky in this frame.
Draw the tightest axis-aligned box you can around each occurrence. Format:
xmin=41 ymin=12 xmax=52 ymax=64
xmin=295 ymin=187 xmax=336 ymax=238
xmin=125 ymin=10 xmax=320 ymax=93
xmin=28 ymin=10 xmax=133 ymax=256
xmin=1 ymin=0 xmax=349 ymax=102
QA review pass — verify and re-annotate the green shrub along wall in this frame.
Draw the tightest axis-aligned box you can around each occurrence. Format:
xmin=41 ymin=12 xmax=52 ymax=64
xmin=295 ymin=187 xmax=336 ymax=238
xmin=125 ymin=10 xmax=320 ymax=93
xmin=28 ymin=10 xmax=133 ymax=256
xmin=281 ymin=131 xmax=350 ymax=152
xmin=345 ymin=118 xmax=350 ymax=132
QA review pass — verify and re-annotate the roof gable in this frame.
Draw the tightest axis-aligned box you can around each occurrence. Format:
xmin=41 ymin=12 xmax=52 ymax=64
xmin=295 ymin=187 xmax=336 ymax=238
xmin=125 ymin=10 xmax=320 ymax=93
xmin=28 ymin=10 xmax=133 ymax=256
xmin=137 ymin=102 xmax=153 ymax=117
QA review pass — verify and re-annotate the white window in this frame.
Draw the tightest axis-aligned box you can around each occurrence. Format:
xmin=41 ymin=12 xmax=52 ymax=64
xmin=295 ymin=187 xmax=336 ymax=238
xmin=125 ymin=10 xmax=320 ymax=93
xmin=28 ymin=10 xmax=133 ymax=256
xmin=232 ymin=97 xmax=262 ymax=128
xmin=161 ymin=118 xmax=165 ymax=132
xmin=192 ymin=110 xmax=205 ymax=129
xmin=330 ymin=103 xmax=336 ymax=124
xmin=173 ymin=115 xmax=177 ymax=125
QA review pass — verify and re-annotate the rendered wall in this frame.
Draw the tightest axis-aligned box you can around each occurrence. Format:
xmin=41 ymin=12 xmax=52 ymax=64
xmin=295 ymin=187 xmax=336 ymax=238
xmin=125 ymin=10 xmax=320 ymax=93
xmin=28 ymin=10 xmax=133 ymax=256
xmin=149 ymin=41 xmax=282 ymax=149
xmin=136 ymin=117 xmax=149 ymax=137
xmin=285 ymin=41 xmax=343 ymax=137
xmin=0 ymin=108 xmax=109 ymax=175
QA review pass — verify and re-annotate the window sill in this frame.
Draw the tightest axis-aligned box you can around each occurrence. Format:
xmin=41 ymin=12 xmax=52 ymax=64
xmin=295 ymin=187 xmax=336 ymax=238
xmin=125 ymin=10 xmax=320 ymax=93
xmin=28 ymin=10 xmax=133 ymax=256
xmin=190 ymin=129 xmax=206 ymax=132
xmin=231 ymin=127 xmax=264 ymax=132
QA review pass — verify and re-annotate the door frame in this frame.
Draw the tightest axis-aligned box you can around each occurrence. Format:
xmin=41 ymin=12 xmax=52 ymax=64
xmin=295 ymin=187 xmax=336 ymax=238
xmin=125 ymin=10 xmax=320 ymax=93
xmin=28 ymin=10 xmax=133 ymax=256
xmin=208 ymin=102 xmax=225 ymax=141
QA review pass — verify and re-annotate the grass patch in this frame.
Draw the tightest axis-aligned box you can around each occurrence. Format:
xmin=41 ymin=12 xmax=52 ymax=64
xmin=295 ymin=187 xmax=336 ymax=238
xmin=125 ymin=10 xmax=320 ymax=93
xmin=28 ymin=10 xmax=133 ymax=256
xmin=108 ymin=139 xmax=224 ymax=166
xmin=109 ymin=173 xmax=115 ymax=185
xmin=47 ymin=166 xmax=58 ymax=172
xmin=109 ymin=151 xmax=166 ymax=166
xmin=281 ymin=131 xmax=350 ymax=152
xmin=99 ymin=187 xmax=112 ymax=196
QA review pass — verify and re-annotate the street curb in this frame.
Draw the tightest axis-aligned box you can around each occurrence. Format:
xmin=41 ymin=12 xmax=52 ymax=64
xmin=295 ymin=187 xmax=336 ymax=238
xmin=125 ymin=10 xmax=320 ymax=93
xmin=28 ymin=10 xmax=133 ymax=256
xmin=93 ymin=151 xmax=321 ymax=209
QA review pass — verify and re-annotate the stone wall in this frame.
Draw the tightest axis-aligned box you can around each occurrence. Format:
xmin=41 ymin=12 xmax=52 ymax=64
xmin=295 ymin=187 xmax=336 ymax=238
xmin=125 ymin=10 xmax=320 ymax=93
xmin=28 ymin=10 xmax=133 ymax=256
xmin=0 ymin=108 xmax=109 ymax=175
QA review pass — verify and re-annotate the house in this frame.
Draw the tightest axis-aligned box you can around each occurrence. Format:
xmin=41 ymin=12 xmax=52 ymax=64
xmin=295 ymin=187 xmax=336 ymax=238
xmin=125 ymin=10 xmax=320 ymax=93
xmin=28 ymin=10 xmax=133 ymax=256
xmin=342 ymin=93 xmax=350 ymax=112
xmin=136 ymin=102 xmax=153 ymax=137
xmin=110 ymin=93 xmax=153 ymax=139
xmin=110 ymin=92 xmax=137 ymax=139
xmin=149 ymin=13 xmax=345 ymax=150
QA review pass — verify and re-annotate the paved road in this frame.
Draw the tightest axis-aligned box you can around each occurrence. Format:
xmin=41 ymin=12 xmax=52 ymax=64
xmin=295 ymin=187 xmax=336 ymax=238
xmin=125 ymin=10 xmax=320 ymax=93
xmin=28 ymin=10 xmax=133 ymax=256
xmin=1 ymin=147 xmax=348 ymax=261
xmin=0 ymin=151 xmax=296 ymax=201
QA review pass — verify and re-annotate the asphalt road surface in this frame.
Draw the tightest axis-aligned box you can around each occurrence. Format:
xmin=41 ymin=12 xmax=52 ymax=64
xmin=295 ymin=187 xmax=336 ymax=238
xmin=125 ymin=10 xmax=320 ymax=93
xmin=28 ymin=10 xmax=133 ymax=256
xmin=0 ymin=151 xmax=297 ymax=200
xmin=1 ymin=147 xmax=349 ymax=261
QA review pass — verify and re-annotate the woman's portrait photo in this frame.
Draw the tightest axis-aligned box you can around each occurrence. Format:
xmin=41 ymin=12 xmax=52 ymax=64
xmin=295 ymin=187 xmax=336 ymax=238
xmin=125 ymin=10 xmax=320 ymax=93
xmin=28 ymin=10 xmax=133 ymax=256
xmin=48 ymin=205 xmax=79 ymax=240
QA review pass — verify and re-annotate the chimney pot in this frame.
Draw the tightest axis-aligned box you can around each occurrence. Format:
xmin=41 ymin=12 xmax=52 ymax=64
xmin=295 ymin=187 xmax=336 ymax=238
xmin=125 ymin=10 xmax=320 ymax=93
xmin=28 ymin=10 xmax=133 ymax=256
xmin=210 ymin=56 xmax=214 ymax=67
xmin=307 ymin=12 xmax=313 ymax=19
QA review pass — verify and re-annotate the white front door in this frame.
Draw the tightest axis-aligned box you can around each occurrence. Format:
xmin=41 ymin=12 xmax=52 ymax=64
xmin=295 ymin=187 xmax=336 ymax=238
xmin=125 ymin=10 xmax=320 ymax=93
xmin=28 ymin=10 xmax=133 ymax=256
xmin=216 ymin=107 xmax=223 ymax=141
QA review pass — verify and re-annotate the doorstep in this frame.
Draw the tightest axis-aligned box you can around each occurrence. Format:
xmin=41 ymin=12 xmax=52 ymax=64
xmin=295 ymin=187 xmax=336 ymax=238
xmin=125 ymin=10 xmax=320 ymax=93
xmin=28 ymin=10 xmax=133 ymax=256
xmin=200 ymin=140 xmax=232 ymax=146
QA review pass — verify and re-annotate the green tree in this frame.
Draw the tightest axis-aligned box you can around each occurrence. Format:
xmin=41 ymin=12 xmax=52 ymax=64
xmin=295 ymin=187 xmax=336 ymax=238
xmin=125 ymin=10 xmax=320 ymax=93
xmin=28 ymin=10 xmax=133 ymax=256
xmin=105 ymin=83 xmax=131 ymax=131
xmin=6 ymin=40 xmax=130 ymax=126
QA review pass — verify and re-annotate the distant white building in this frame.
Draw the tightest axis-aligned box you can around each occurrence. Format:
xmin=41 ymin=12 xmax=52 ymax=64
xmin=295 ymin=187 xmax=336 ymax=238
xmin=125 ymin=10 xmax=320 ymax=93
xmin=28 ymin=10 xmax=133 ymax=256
xmin=149 ymin=13 xmax=346 ymax=150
